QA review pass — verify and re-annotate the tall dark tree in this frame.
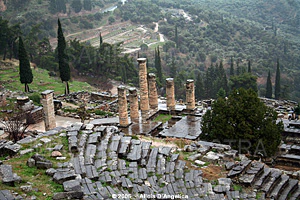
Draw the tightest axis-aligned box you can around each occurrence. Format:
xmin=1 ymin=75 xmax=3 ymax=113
xmin=18 ymin=36 xmax=33 ymax=93
xmin=275 ymin=59 xmax=281 ymax=100
xmin=57 ymin=19 xmax=70 ymax=95
xmin=155 ymin=46 xmax=163 ymax=86
xmin=99 ymin=32 xmax=103 ymax=46
xmin=248 ymin=60 xmax=251 ymax=73
xmin=175 ymin=25 xmax=179 ymax=48
xmin=169 ymin=56 xmax=176 ymax=78
xmin=83 ymin=0 xmax=92 ymax=11
xmin=195 ymin=73 xmax=205 ymax=100
xmin=265 ymin=70 xmax=272 ymax=98
xmin=230 ymin=56 xmax=234 ymax=76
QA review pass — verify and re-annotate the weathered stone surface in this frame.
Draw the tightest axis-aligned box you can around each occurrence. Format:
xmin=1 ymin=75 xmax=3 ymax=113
xmin=118 ymin=85 xmax=129 ymax=127
xmin=137 ymin=58 xmax=150 ymax=115
xmin=20 ymin=185 xmax=33 ymax=192
xmin=188 ymin=153 xmax=202 ymax=161
xmin=85 ymin=124 xmax=94 ymax=130
xmin=186 ymin=79 xmax=195 ymax=110
xmin=53 ymin=170 xmax=76 ymax=184
xmin=27 ymin=158 xmax=35 ymax=167
xmin=20 ymin=149 xmax=34 ymax=156
xmin=36 ymin=161 xmax=53 ymax=169
xmin=63 ymin=180 xmax=82 ymax=192
xmin=53 ymin=145 xmax=63 ymax=151
xmin=166 ymin=78 xmax=175 ymax=111
xmin=52 ymin=191 xmax=84 ymax=200
xmin=202 ymin=151 xmax=220 ymax=164
xmin=0 ymin=165 xmax=22 ymax=186
xmin=46 ymin=168 xmax=57 ymax=177
xmin=148 ymin=73 xmax=158 ymax=110
xmin=17 ymin=136 xmax=37 ymax=144
xmin=4 ymin=143 xmax=22 ymax=156
xmin=0 ymin=190 xmax=15 ymax=200
xmin=41 ymin=90 xmax=56 ymax=131
xmin=225 ymin=162 xmax=235 ymax=170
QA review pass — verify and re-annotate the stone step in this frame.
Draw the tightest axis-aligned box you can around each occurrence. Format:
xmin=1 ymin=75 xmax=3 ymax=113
xmin=118 ymin=136 xmax=131 ymax=156
xmin=227 ymin=160 xmax=252 ymax=178
xmin=238 ymin=161 xmax=264 ymax=186
xmin=72 ymin=156 xmax=86 ymax=177
xmin=268 ymin=174 xmax=289 ymax=199
xmin=261 ymin=168 xmax=282 ymax=194
xmin=289 ymin=183 xmax=300 ymax=200
xmin=84 ymin=144 xmax=96 ymax=165
xmin=253 ymin=167 xmax=271 ymax=189
xmin=278 ymin=179 xmax=298 ymax=200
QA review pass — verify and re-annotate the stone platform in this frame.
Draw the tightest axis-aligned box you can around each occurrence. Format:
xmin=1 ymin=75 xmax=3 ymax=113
xmin=159 ymin=116 xmax=202 ymax=140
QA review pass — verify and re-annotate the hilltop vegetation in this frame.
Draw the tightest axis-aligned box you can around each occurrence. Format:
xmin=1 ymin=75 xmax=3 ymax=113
xmin=118 ymin=0 xmax=300 ymax=100
xmin=1 ymin=0 xmax=300 ymax=101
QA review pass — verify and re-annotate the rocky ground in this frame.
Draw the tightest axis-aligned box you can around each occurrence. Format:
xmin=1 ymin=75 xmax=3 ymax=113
xmin=0 ymin=121 xmax=300 ymax=200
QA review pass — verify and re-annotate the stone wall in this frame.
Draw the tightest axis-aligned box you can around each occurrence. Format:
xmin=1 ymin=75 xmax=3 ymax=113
xmin=26 ymin=107 xmax=44 ymax=124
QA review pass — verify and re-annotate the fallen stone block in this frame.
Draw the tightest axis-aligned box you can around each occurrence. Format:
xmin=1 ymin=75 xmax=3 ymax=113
xmin=27 ymin=158 xmax=35 ymax=167
xmin=63 ymin=180 xmax=82 ymax=192
xmin=0 ymin=165 xmax=22 ymax=186
xmin=53 ymin=170 xmax=77 ymax=184
xmin=52 ymin=191 xmax=84 ymax=200
xmin=20 ymin=148 xmax=34 ymax=155
xmin=36 ymin=161 xmax=53 ymax=169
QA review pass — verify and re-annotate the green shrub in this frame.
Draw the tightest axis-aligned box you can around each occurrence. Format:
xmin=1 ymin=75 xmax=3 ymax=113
xmin=29 ymin=93 xmax=41 ymax=105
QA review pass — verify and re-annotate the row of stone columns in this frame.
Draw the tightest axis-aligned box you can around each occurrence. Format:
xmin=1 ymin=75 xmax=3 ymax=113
xmin=118 ymin=58 xmax=196 ymax=127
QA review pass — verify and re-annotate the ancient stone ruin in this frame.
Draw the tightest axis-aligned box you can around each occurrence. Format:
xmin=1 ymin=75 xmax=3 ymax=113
xmin=41 ymin=90 xmax=56 ymax=131
xmin=1 ymin=58 xmax=300 ymax=200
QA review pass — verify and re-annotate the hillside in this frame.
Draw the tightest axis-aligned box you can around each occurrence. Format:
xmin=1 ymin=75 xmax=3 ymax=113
xmin=1 ymin=0 xmax=300 ymax=101
xmin=0 ymin=59 xmax=96 ymax=95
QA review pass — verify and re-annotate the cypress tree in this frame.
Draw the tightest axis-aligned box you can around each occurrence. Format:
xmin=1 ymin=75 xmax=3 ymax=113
xmin=275 ymin=59 xmax=281 ymax=100
xmin=18 ymin=36 xmax=33 ymax=93
xmin=230 ymin=56 xmax=234 ymax=76
xmin=248 ymin=60 xmax=251 ymax=73
xmin=170 ymin=56 xmax=176 ymax=78
xmin=175 ymin=25 xmax=179 ymax=49
xmin=195 ymin=73 xmax=205 ymax=100
xmin=155 ymin=46 xmax=163 ymax=86
xmin=57 ymin=19 xmax=70 ymax=95
xmin=265 ymin=70 xmax=272 ymax=98
xmin=99 ymin=32 xmax=103 ymax=46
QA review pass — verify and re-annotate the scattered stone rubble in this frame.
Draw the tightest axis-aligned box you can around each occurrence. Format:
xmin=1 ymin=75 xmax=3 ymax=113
xmin=0 ymin=123 xmax=299 ymax=200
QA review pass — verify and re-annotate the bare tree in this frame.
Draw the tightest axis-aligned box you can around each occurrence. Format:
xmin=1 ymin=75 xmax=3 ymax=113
xmin=0 ymin=109 xmax=28 ymax=143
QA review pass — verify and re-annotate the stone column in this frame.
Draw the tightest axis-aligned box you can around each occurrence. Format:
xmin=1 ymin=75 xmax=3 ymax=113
xmin=148 ymin=73 xmax=158 ymax=110
xmin=41 ymin=90 xmax=56 ymax=131
xmin=137 ymin=58 xmax=150 ymax=119
xmin=186 ymin=79 xmax=195 ymax=110
xmin=166 ymin=78 xmax=175 ymax=111
xmin=118 ymin=85 xmax=129 ymax=127
xmin=128 ymin=87 xmax=139 ymax=122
